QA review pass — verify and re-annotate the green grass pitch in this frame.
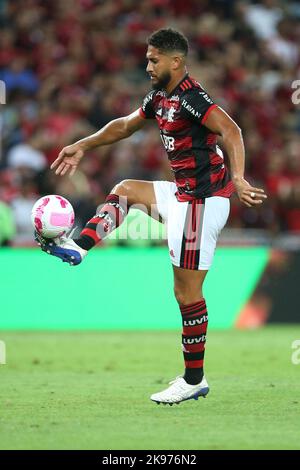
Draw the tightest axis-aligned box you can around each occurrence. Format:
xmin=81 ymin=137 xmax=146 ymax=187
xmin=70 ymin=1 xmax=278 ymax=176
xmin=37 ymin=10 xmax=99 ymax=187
xmin=0 ymin=326 xmax=300 ymax=450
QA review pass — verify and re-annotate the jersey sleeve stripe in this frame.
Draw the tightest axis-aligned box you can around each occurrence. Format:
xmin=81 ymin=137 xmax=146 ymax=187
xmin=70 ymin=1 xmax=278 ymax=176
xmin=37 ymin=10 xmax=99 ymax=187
xmin=183 ymin=80 xmax=192 ymax=89
xmin=201 ymin=104 xmax=218 ymax=124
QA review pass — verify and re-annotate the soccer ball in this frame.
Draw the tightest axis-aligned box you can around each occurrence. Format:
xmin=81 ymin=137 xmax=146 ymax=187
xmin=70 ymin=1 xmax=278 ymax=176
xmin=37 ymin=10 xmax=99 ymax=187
xmin=31 ymin=195 xmax=75 ymax=238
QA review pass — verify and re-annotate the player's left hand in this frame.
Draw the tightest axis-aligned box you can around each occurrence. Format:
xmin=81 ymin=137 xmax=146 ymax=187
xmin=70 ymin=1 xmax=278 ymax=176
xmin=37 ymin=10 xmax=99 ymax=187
xmin=234 ymin=177 xmax=268 ymax=208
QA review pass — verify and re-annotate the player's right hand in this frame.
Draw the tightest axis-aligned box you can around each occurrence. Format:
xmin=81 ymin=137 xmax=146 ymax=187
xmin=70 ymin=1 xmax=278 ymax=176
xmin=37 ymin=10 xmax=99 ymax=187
xmin=50 ymin=143 xmax=85 ymax=176
xmin=234 ymin=177 xmax=267 ymax=208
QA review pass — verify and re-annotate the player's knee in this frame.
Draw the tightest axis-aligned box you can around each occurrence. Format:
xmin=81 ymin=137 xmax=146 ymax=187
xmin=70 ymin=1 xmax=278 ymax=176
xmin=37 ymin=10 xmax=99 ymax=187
xmin=174 ymin=284 xmax=203 ymax=306
xmin=174 ymin=287 xmax=185 ymax=305
xmin=111 ymin=180 xmax=136 ymax=202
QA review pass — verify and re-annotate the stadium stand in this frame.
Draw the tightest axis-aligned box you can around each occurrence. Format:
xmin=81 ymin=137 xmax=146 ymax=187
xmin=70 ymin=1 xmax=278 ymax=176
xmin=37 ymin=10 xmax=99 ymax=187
xmin=0 ymin=0 xmax=299 ymax=245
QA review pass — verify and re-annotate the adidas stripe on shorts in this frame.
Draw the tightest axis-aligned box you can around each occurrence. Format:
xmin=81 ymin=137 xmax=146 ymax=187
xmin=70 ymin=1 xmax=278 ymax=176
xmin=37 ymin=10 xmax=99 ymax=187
xmin=153 ymin=181 xmax=230 ymax=270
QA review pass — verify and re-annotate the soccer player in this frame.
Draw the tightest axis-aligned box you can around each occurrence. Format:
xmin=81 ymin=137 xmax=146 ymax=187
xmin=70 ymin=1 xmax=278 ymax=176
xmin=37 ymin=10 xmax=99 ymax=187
xmin=36 ymin=29 xmax=267 ymax=405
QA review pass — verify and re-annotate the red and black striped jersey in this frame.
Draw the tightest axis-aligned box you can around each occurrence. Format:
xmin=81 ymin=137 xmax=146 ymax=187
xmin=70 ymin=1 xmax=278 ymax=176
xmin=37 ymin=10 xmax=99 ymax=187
xmin=139 ymin=74 xmax=234 ymax=202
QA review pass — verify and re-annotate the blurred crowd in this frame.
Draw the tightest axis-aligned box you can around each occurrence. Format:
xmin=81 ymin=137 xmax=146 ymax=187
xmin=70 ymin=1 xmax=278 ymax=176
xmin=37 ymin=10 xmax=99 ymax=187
xmin=0 ymin=0 xmax=300 ymax=245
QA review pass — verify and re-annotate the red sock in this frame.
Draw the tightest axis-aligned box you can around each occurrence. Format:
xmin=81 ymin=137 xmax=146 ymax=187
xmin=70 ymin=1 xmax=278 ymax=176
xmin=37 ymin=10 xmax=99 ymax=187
xmin=75 ymin=194 xmax=129 ymax=250
xmin=180 ymin=298 xmax=208 ymax=385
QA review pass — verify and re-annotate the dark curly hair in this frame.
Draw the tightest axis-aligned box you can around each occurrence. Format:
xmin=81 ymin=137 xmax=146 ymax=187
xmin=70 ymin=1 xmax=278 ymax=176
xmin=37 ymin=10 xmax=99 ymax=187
xmin=147 ymin=28 xmax=189 ymax=56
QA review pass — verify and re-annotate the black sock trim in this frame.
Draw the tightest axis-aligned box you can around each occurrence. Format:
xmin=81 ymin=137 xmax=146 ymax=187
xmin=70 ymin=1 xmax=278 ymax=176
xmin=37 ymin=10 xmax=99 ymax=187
xmin=74 ymin=236 xmax=94 ymax=251
xmin=183 ymin=368 xmax=204 ymax=385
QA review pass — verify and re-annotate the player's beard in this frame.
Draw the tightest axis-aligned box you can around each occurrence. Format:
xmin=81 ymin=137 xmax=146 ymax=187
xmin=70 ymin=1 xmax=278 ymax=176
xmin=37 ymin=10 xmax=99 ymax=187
xmin=151 ymin=70 xmax=171 ymax=90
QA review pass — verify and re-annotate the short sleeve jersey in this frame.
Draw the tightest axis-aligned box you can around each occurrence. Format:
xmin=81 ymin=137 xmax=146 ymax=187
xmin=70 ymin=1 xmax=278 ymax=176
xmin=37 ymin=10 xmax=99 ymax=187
xmin=139 ymin=74 xmax=234 ymax=201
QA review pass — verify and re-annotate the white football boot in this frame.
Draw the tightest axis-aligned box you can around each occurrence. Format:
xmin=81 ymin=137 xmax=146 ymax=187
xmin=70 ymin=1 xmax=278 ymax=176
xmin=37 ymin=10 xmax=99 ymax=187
xmin=35 ymin=230 xmax=87 ymax=266
xmin=150 ymin=376 xmax=209 ymax=405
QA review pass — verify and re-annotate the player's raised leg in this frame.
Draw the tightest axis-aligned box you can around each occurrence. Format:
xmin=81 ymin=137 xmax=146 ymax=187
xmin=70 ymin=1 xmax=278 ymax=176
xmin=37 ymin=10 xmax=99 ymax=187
xmin=74 ymin=179 xmax=159 ymax=250
xmin=38 ymin=180 xmax=157 ymax=265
